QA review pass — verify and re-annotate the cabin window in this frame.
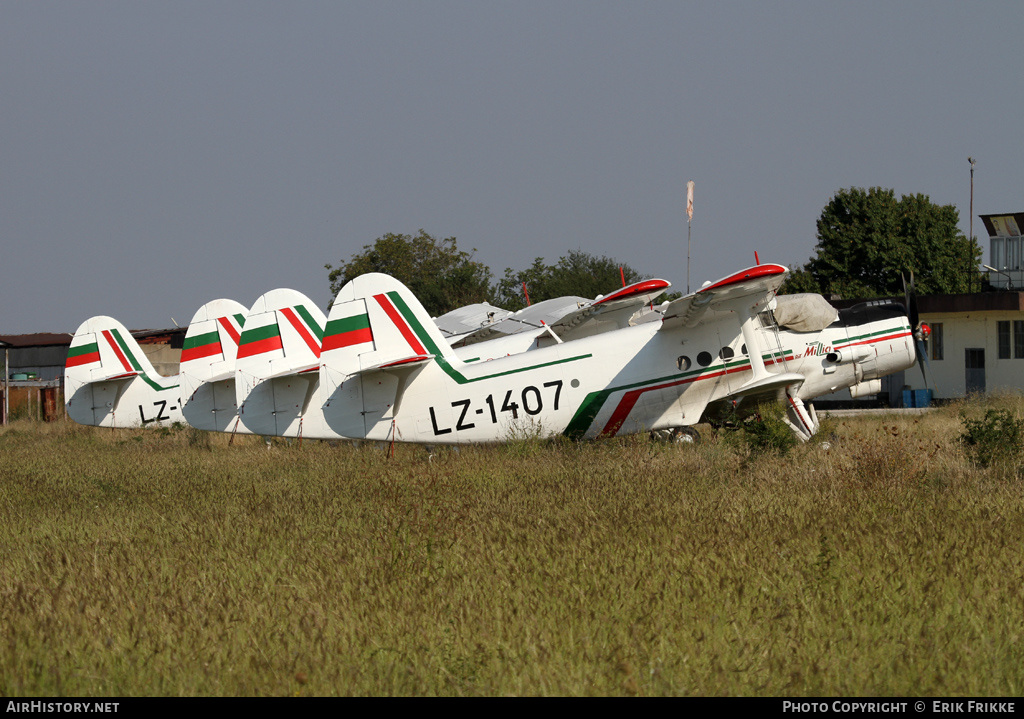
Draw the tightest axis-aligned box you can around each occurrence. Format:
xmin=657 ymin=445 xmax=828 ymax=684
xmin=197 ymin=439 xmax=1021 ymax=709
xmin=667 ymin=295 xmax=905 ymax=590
xmin=930 ymin=323 xmax=944 ymax=361
xmin=676 ymin=356 xmax=691 ymax=371
xmin=697 ymin=351 xmax=713 ymax=367
xmin=719 ymin=346 xmax=735 ymax=361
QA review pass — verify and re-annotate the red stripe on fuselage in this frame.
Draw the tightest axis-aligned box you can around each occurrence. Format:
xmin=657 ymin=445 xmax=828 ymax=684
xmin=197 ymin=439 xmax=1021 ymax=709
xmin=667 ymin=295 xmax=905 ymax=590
xmin=322 ymin=327 xmax=373 ymax=351
xmin=834 ymin=329 xmax=912 ymax=350
xmin=598 ymin=355 xmax=791 ymax=438
xmin=279 ymin=307 xmax=321 ymax=358
xmin=373 ymin=294 xmax=427 ymax=356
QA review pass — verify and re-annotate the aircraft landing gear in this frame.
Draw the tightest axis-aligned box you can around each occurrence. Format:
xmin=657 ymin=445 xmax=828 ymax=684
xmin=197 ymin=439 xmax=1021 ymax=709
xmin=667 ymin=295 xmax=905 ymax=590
xmin=650 ymin=426 xmax=701 ymax=444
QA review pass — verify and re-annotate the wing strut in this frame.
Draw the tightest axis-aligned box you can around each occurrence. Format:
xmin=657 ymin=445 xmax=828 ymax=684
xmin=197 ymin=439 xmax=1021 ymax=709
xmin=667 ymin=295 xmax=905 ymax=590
xmin=734 ymin=304 xmax=804 ymax=396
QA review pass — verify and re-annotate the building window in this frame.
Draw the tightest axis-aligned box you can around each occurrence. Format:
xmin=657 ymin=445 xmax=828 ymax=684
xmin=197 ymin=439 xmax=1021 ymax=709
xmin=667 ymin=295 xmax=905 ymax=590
xmin=930 ymin=322 xmax=943 ymax=361
xmin=1016 ymin=320 xmax=1024 ymax=359
xmin=992 ymin=237 xmax=1004 ymax=270
xmin=1009 ymin=237 xmax=1022 ymax=271
xmin=998 ymin=321 xmax=1011 ymax=359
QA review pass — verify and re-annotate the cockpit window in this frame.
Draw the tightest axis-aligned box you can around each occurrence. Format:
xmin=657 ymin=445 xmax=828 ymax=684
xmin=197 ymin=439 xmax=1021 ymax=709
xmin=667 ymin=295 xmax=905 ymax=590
xmin=836 ymin=301 xmax=907 ymax=327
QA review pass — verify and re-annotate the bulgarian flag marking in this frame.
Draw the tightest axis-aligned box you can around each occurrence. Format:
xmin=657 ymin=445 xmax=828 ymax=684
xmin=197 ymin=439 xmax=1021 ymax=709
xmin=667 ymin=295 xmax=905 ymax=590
xmin=180 ymin=329 xmax=223 ymax=363
xmin=237 ymin=321 xmax=283 ymax=359
xmin=66 ymin=341 xmax=100 ymax=368
xmin=323 ymin=311 xmax=373 ymax=352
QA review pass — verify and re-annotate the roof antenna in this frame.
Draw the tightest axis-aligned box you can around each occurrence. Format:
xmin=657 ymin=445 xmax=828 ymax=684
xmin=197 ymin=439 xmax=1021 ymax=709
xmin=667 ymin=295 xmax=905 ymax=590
xmin=620 ymin=266 xmax=626 ymax=287
xmin=171 ymin=318 xmax=180 ymax=328
xmin=522 ymin=282 xmax=531 ymax=306
xmin=754 ymin=251 xmax=760 ymax=266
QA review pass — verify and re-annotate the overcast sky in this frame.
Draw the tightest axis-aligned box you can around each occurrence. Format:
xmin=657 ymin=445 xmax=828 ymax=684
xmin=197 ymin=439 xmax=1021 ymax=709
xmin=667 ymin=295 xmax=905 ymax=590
xmin=2 ymin=1 xmax=1021 ymax=334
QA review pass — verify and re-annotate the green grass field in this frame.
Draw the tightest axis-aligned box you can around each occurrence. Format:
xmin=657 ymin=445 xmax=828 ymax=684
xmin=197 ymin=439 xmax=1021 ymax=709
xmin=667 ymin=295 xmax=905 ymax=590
xmin=1 ymin=397 xmax=1022 ymax=696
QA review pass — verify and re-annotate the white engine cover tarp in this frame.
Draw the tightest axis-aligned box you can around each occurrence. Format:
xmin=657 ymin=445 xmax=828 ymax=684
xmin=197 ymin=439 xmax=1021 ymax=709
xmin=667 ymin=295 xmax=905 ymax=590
xmin=773 ymin=293 xmax=839 ymax=332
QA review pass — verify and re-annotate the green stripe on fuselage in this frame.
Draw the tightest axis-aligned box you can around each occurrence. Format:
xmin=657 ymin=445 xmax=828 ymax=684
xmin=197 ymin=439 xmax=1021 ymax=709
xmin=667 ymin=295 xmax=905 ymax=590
xmin=839 ymin=323 xmax=907 ymax=345
xmin=562 ymin=350 xmax=795 ymax=439
xmin=325 ymin=313 xmax=370 ymax=336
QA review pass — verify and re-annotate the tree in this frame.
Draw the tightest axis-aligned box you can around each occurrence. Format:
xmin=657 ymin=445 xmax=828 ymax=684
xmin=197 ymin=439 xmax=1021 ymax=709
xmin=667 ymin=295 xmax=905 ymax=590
xmin=325 ymin=231 xmax=493 ymax=316
xmin=778 ymin=265 xmax=822 ymax=295
xmin=787 ymin=187 xmax=982 ymax=298
xmin=492 ymin=249 xmax=661 ymax=311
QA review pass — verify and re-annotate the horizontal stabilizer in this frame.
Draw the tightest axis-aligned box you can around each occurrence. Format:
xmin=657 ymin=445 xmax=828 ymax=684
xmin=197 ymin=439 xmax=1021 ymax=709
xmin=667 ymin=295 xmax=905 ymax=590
xmin=250 ymin=362 xmax=320 ymax=383
xmin=435 ymin=303 xmax=514 ymax=342
xmin=357 ymin=353 xmax=434 ymax=375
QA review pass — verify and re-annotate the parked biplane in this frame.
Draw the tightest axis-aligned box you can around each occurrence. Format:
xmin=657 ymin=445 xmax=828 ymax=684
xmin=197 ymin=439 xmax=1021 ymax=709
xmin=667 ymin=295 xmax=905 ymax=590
xmin=316 ymin=263 xmax=916 ymax=444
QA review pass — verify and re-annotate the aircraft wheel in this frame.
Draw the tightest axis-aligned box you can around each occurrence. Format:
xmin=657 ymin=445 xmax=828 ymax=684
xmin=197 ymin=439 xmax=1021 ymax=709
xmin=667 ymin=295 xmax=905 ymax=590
xmin=673 ymin=426 xmax=701 ymax=444
xmin=650 ymin=427 xmax=701 ymax=444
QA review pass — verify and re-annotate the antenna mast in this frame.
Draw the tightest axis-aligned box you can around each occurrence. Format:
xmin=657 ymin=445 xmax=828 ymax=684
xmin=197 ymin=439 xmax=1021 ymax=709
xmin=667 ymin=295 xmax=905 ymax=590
xmin=686 ymin=180 xmax=694 ymax=294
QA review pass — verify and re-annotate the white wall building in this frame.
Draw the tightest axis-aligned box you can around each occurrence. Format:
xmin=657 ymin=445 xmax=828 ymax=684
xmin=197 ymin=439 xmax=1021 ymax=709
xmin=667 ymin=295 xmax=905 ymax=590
xmin=912 ymin=292 xmax=1024 ymax=398
xmin=819 ymin=213 xmax=1024 ymax=405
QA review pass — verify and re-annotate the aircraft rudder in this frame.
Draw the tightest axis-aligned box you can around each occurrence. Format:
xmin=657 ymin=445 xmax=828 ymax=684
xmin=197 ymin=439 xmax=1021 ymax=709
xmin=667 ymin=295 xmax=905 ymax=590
xmin=340 ymin=273 xmax=458 ymax=363
xmin=66 ymin=315 xmax=160 ymax=381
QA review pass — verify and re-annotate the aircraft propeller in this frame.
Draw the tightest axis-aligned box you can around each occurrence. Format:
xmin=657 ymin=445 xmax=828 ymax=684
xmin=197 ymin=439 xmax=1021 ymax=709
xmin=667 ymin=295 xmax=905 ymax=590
xmin=902 ymin=271 xmax=935 ymax=393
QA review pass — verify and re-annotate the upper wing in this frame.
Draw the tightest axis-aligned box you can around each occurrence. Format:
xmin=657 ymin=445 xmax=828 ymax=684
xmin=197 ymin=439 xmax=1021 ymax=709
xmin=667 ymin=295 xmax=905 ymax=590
xmin=662 ymin=263 xmax=806 ymax=398
xmin=450 ymin=278 xmax=672 ymax=348
xmin=660 ymin=264 xmax=789 ymax=331
xmin=548 ymin=279 xmax=671 ymax=341
xmin=434 ymin=303 xmax=514 ymax=342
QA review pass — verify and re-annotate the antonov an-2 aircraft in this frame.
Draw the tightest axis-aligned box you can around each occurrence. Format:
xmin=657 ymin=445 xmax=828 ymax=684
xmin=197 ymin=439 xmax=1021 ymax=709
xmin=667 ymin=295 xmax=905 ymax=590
xmin=65 ymin=262 xmax=917 ymax=443
xmin=316 ymin=263 xmax=915 ymax=443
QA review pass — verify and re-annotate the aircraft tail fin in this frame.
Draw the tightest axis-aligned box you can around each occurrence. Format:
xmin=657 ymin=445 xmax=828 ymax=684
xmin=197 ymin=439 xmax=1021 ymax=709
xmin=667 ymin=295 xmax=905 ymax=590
xmin=66 ymin=316 xmax=162 ymax=385
xmin=319 ymin=273 xmax=458 ymax=440
xmin=323 ymin=272 xmax=456 ymax=374
xmin=64 ymin=315 xmax=177 ymax=427
xmin=235 ymin=289 xmax=327 ymax=436
xmin=180 ymin=299 xmax=248 ymax=432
